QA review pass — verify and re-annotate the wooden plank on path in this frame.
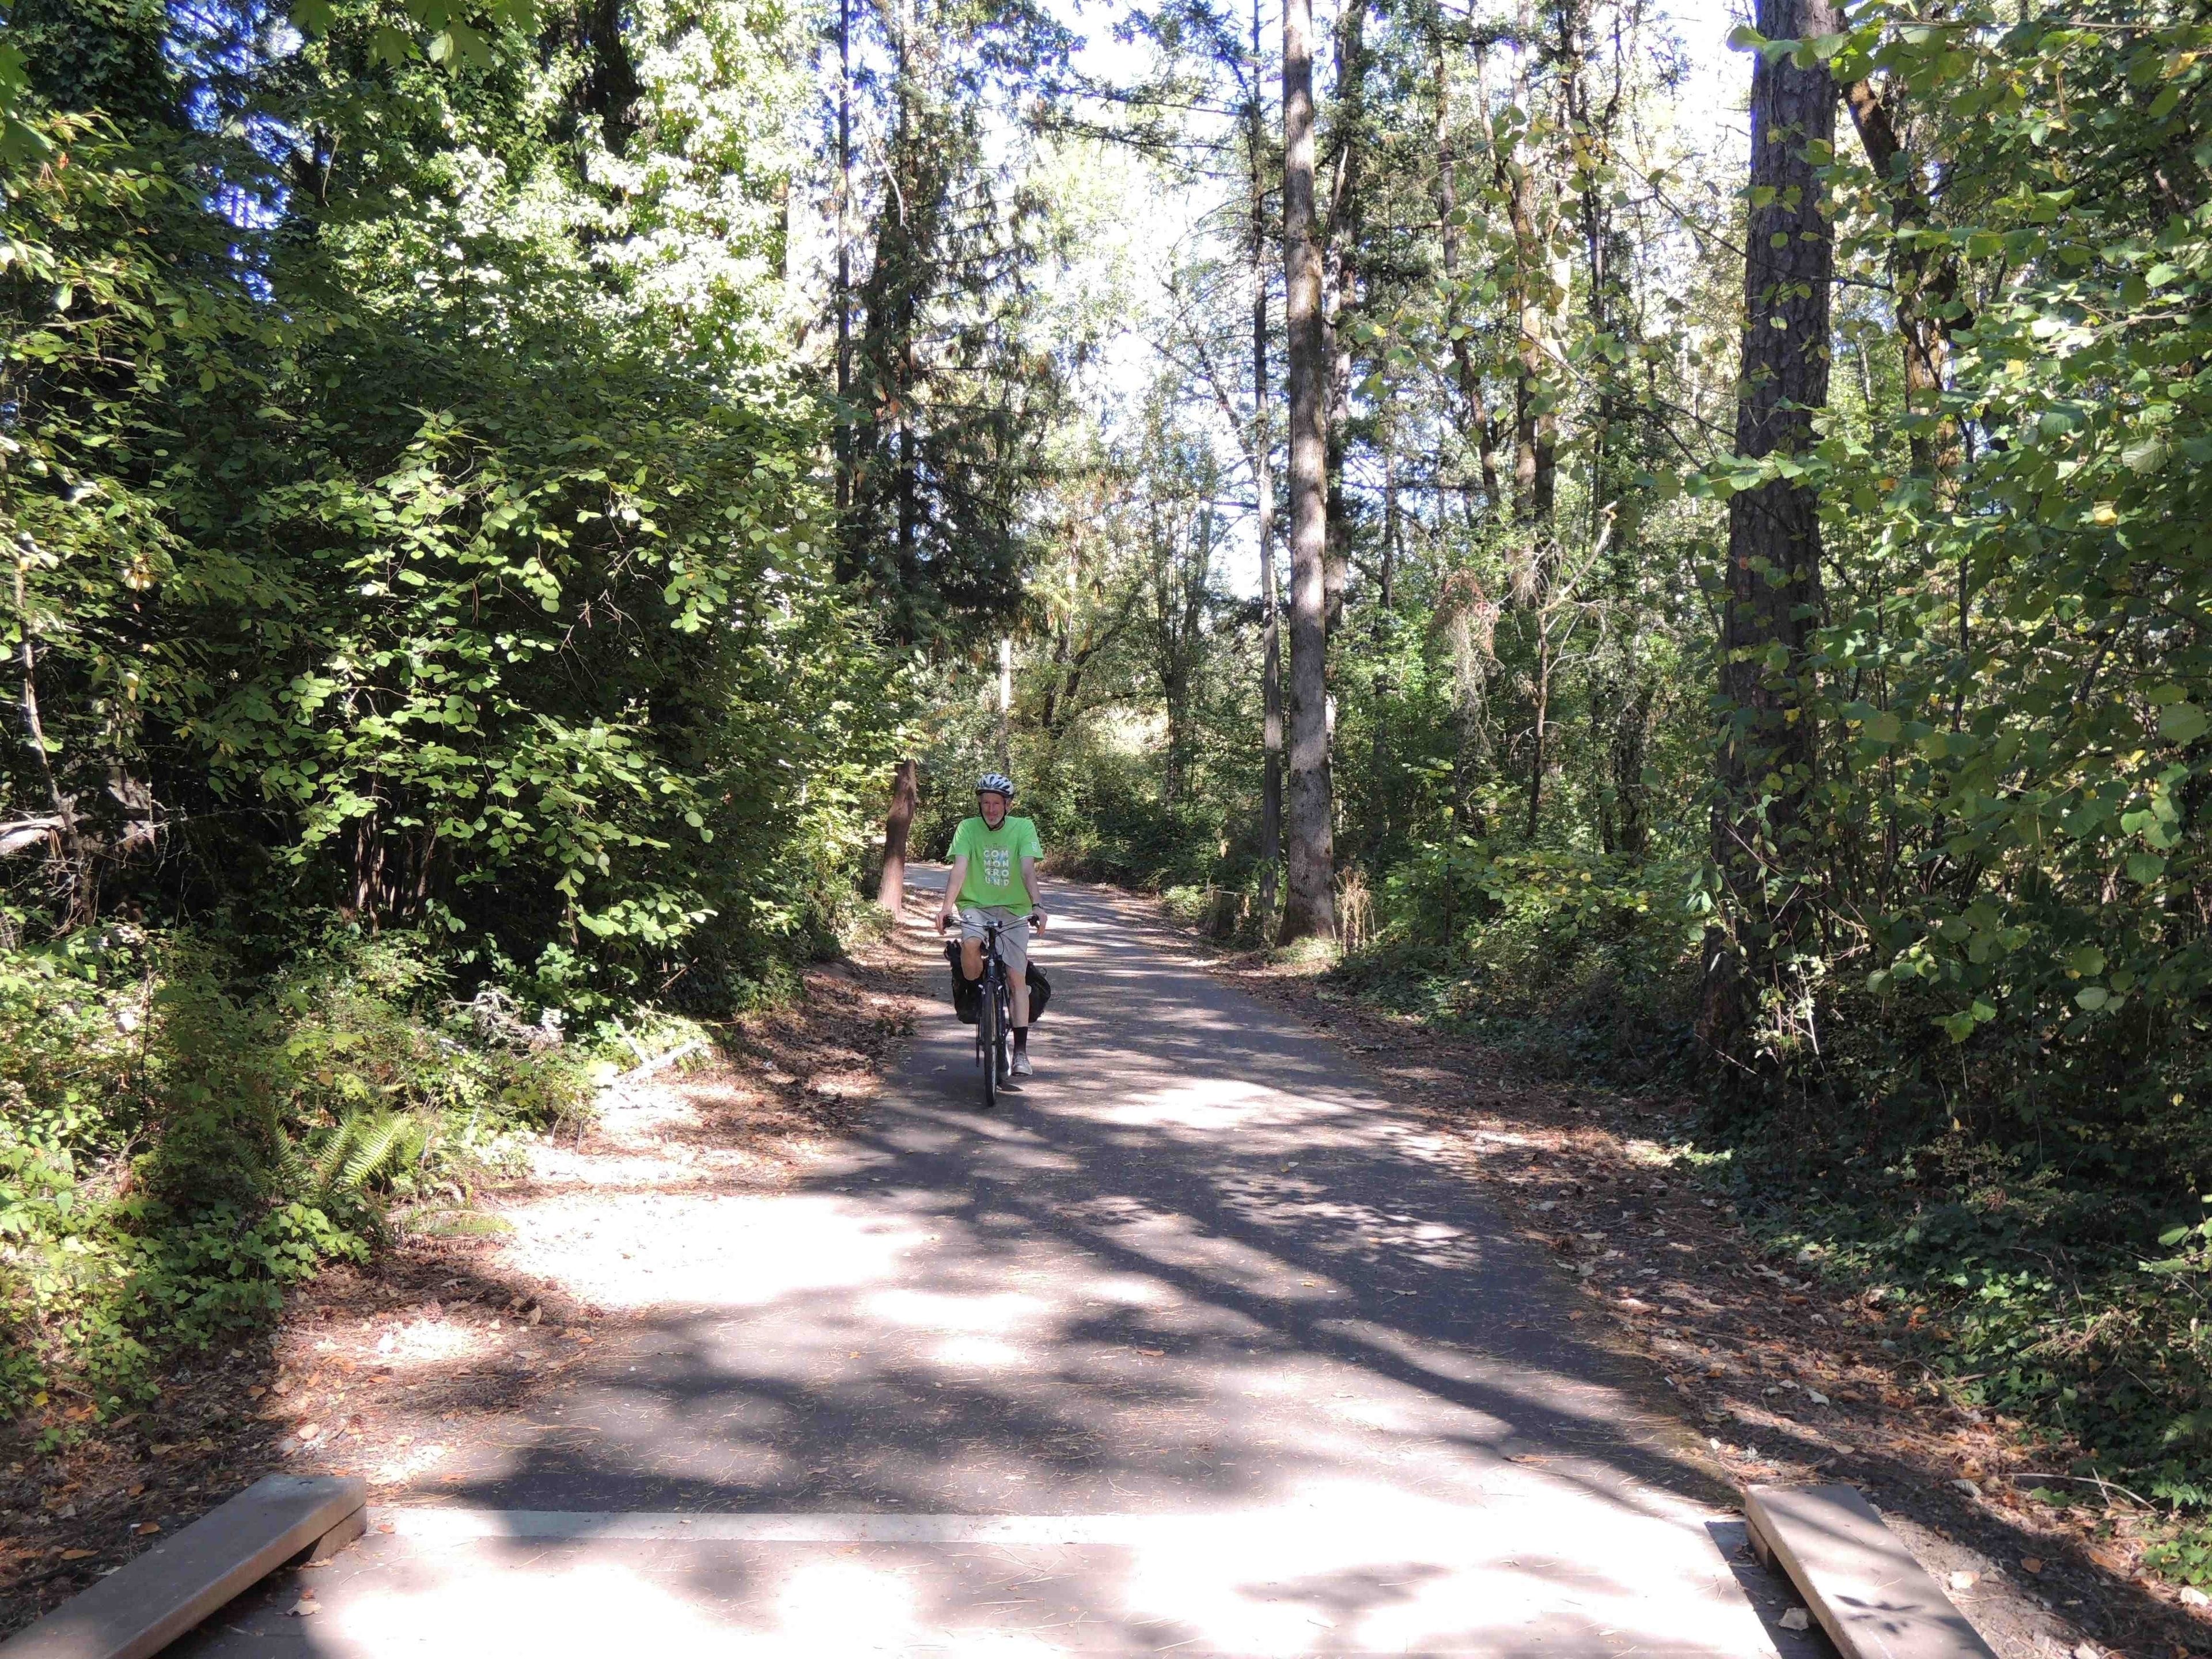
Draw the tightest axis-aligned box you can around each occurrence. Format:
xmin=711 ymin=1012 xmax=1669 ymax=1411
xmin=1745 ymin=1483 xmax=1998 ymax=1659
xmin=1 ymin=1474 xmax=366 ymax=1659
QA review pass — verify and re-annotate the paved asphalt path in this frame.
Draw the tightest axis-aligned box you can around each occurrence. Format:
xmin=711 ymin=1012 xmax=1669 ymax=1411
xmin=176 ymin=873 xmax=1818 ymax=1658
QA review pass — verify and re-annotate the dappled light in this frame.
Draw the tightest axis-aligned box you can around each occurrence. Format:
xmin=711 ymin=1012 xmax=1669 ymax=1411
xmin=5 ymin=0 xmax=2204 ymax=1648
xmin=166 ymin=881 xmax=1791 ymax=1655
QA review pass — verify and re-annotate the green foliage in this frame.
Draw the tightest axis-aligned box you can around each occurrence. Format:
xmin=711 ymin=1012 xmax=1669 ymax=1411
xmin=3 ymin=0 xmax=890 ymax=991
xmin=0 ymin=0 xmax=900 ymax=1417
xmin=1327 ymin=846 xmax=1697 ymax=1081
xmin=0 ymin=926 xmax=582 ymax=1419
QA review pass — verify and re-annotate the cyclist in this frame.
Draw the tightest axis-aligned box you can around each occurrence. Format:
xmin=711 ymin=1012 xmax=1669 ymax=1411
xmin=936 ymin=772 xmax=1046 ymax=1076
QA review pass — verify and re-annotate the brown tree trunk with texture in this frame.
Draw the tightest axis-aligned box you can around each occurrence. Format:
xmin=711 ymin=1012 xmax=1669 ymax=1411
xmin=1251 ymin=0 xmax=1284 ymax=924
xmin=1279 ymin=0 xmax=1335 ymax=945
xmin=1321 ymin=0 xmax=1366 ymax=639
xmin=1842 ymin=79 xmax=1965 ymax=490
xmin=1433 ymin=39 xmax=1502 ymax=514
xmin=1503 ymin=0 xmax=1558 ymax=530
xmin=876 ymin=759 xmax=920 ymax=910
xmin=1699 ymin=0 xmax=1841 ymax=1071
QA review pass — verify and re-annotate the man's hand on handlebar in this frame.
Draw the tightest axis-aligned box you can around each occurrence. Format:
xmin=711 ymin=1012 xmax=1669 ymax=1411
xmin=934 ymin=907 xmax=1044 ymax=934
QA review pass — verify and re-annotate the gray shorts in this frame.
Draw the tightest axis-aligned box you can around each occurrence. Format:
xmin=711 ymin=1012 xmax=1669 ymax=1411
xmin=959 ymin=906 xmax=1030 ymax=976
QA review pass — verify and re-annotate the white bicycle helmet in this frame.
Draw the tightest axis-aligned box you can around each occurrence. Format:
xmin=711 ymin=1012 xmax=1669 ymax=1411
xmin=976 ymin=771 xmax=1016 ymax=800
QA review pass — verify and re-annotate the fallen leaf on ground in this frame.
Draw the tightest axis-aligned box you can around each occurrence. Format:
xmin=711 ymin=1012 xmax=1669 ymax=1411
xmin=59 ymin=1548 xmax=95 ymax=1560
xmin=1779 ymin=1608 xmax=1810 ymax=1631
xmin=1948 ymin=1571 xmax=1978 ymax=1591
xmin=133 ymin=1522 xmax=160 ymax=1536
xmin=2021 ymin=1556 xmax=2044 ymax=1575
xmin=290 ymin=1598 xmax=320 ymax=1617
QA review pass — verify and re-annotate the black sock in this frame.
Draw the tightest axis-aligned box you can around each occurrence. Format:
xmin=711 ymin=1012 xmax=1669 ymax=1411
xmin=1013 ymin=1027 xmax=1029 ymax=1054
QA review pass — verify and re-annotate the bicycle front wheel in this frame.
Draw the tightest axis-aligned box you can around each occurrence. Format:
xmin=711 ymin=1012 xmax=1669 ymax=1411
xmin=979 ymin=981 xmax=1000 ymax=1111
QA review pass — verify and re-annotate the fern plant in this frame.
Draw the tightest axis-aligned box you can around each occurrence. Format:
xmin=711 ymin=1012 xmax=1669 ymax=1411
xmin=271 ymin=1110 xmax=440 ymax=1241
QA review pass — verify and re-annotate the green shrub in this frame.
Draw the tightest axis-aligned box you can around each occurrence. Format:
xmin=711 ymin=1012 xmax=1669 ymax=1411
xmin=0 ymin=923 xmax=586 ymax=1421
xmin=1336 ymin=842 xmax=1702 ymax=1082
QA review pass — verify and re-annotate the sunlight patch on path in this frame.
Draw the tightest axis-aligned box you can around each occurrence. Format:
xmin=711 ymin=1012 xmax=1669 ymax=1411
xmin=230 ymin=1499 xmax=1779 ymax=1658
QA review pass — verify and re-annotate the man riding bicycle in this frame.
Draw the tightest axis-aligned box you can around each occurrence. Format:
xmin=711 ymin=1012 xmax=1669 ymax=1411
xmin=936 ymin=772 xmax=1046 ymax=1077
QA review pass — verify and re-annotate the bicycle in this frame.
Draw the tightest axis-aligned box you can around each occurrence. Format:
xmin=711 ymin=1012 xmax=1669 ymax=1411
xmin=941 ymin=911 xmax=1040 ymax=1110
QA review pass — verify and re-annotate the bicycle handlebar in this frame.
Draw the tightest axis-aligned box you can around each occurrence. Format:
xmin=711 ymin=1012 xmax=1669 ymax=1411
xmin=938 ymin=912 xmax=1044 ymax=934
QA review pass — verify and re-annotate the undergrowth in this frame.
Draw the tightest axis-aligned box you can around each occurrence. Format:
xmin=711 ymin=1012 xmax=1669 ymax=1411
xmin=0 ymin=923 xmax=600 ymax=1440
xmin=1295 ymin=842 xmax=2212 ymax=1589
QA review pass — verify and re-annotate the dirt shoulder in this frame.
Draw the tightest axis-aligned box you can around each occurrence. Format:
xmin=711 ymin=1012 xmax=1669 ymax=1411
xmin=0 ymin=924 xmax=934 ymax=1636
xmin=1153 ymin=913 xmax=2210 ymax=1659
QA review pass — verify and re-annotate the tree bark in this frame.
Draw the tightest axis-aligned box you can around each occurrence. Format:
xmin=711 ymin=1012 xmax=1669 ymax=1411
xmin=1842 ymin=78 xmax=1964 ymax=488
xmin=1699 ymin=0 xmax=1842 ymax=1069
xmin=1526 ymin=626 xmax=1550 ymax=838
xmin=1279 ymin=0 xmax=1335 ymax=944
xmin=1507 ymin=168 xmax=1556 ymax=528
xmin=1251 ymin=0 xmax=1284 ymax=923
xmin=1379 ymin=425 xmax=1398 ymax=613
xmin=876 ymin=758 xmax=920 ymax=908
xmin=576 ymin=0 xmax=642 ymax=156
xmin=1433 ymin=37 xmax=1502 ymax=513
xmin=1320 ymin=0 xmax=1367 ymax=639
xmin=1503 ymin=0 xmax=1558 ymax=529
xmin=1600 ymin=675 xmax=1656 ymax=857
xmin=835 ymin=0 xmax=853 ymax=514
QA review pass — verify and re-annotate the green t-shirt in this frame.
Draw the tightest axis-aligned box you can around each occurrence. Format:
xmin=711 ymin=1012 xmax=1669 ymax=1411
xmin=949 ymin=815 xmax=1043 ymax=910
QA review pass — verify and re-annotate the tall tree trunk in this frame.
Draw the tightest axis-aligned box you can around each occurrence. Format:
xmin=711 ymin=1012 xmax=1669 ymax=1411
xmin=1503 ymin=0 xmax=1556 ymax=529
xmin=835 ymin=0 xmax=853 ymax=514
xmin=1279 ymin=0 xmax=1335 ymax=944
xmin=577 ymin=0 xmax=642 ymax=155
xmin=1558 ymin=0 xmax=1625 ymax=531
xmin=1526 ymin=627 xmax=1550 ymax=838
xmin=1433 ymin=37 xmax=1501 ymax=513
xmin=1321 ymin=0 xmax=1367 ymax=638
xmin=996 ymin=635 xmax=1013 ymax=770
xmin=1699 ymin=0 xmax=1841 ymax=1070
xmin=891 ymin=29 xmax=919 ymax=601
xmin=876 ymin=759 xmax=919 ymax=908
xmin=1505 ymin=190 xmax=1562 ymax=528
xmin=1842 ymin=79 xmax=1964 ymax=489
xmin=1252 ymin=0 xmax=1283 ymax=923
xmin=1600 ymin=676 xmax=1656 ymax=857
xmin=1379 ymin=422 xmax=1399 ymax=613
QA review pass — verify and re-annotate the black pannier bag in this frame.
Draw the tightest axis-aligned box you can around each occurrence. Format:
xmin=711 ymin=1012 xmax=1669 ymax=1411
xmin=942 ymin=944 xmax=1052 ymax=1025
xmin=945 ymin=941 xmax=982 ymax=1025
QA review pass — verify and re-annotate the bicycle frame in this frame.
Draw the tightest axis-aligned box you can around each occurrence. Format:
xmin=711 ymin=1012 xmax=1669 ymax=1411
xmin=946 ymin=913 xmax=1031 ymax=1111
xmin=979 ymin=933 xmax=1010 ymax=1108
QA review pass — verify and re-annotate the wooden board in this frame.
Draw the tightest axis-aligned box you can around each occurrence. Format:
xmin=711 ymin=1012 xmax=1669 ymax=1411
xmin=1 ymin=1474 xmax=366 ymax=1659
xmin=1745 ymin=1484 xmax=1999 ymax=1659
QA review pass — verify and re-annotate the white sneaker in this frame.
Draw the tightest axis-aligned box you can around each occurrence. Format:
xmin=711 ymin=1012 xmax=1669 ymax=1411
xmin=1011 ymin=1050 xmax=1032 ymax=1077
